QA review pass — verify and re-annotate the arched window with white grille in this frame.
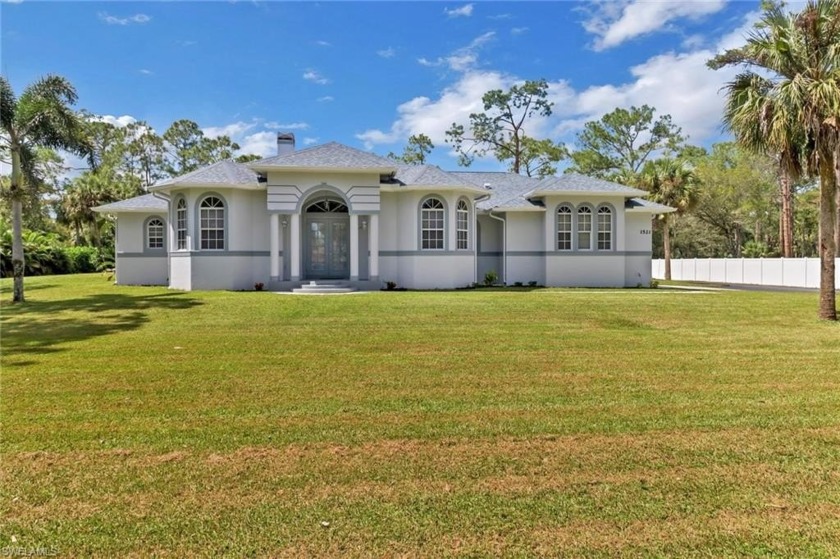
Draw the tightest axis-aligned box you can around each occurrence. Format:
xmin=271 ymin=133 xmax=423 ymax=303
xmin=456 ymin=199 xmax=469 ymax=250
xmin=597 ymin=206 xmax=613 ymax=250
xmin=199 ymin=195 xmax=225 ymax=250
xmin=557 ymin=204 xmax=572 ymax=251
xmin=420 ymin=197 xmax=445 ymax=250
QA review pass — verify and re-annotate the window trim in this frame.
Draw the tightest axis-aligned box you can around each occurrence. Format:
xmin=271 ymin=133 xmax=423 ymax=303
xmin=555 ymin=203 xmax=573 ymax=251
xmin=174 ymin=195 xmax=188 ymax=251
xmin=418 ymin=195 xmax=447 ymax=251
xmin=144 ymin=215 xmax=166 ymax=252
xmin=195 ymin=192 xmax=228 ymax=252
xmin=456 ymin=197 xmax=470 ymax=251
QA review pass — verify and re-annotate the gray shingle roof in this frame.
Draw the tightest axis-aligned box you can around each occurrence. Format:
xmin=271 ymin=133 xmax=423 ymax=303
xmin=392 ymin=165 xmax=480 ymax=188
xmin=625 ymin=198 xmax=676 ymax=213
xmin=93 ymin=194 xmax=167 ymax=213
xmin=533 ymin=173 xmax=647 ymax=196
xmin=452 ymin=171 xmax=542 ymax=210
xmin=152 ymin=160 xmax=260 ymax=189
xmin=454 ymin=171 xmax=656 ymax=210
xmin=250 ymin=142 xmax=396 ymax=170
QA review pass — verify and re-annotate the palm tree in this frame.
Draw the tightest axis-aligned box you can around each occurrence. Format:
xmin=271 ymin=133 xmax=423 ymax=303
xmin=709 ymin=0 xmax=840 ymax=320
xmin=0 ymin=75 xmax=91 ymax=302
xmin=639 ymin=158 xmax=700 ymax=280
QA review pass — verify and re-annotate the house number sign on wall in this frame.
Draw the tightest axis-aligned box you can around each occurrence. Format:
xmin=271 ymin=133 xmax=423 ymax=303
xmin=640 ymin=229 xmax=652 ymax=235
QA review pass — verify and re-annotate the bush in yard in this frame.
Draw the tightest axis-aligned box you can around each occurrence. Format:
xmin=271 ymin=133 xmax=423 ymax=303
xmin=64 ymin=246 xmax=99 ymax=273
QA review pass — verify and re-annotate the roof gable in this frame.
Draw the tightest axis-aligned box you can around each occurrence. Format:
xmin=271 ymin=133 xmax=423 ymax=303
xmin=392 ymin=165 xmax=479 ymax=188
xmin=250 ymin=142 xmax=396 ymax=171
xmin=532 ymin=173 xmax=647 ymax=196
xmin=93 ymin=193 xmax=167 ymax=213
xmin=151 ymin=160 xmax=260 ymax=189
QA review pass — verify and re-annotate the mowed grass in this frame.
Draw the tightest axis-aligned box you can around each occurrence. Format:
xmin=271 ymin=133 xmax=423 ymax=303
xmin=1 ymin=274 xmax=839 ymax=558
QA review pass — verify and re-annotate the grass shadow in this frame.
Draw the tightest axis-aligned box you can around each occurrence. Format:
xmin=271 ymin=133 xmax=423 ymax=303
xmin=1 ymin=292 xmax=202 ymax=362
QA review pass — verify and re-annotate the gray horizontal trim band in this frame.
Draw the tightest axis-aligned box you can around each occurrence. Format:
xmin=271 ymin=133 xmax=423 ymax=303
xmin=380 ymin=250 xmax=474 ymax=257
xmin=167 ymin=250 xmax=276 ymax=258
xmin=477 ymin=250 xmax=652 ymax=257
xmin=116 ymin=253 xmax=168 ymax=259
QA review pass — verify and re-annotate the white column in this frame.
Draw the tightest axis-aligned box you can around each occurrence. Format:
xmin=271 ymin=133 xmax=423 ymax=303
xmin=369 ymin=213 xmax=379 ymax=281
xmin=290 ymin=213 xmax=301 ymax=281
xmin=270 ymin=213 xmax=280 ymax=280
xmin=350 ymin=213 xmax=359 ymax=280
xmin=278 ymin=219 xmax=284 ymax=281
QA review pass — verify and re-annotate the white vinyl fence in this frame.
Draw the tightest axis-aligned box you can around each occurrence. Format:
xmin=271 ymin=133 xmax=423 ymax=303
xmin=652 ymin=258 xmax=840 ymax=289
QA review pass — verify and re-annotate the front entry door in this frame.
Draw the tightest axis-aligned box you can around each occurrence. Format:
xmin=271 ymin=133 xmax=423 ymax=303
xmin=305 ymin=216 xmax=349 ymax=279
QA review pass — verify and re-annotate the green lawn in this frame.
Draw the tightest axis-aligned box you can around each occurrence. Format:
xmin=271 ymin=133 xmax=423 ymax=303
xmin=1 ymin=274 xmax=839 ymax=558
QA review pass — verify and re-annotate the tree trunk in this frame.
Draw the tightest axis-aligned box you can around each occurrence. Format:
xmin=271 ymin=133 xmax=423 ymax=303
xmin=664 ymin=216 xmax=672 ymax=281
xmin=818 ymin=154 xmax=837 ymax=320
xmin=835 ymin=149 xmax=840 ymax=257
xmin=10 ymin=149 xmax=25 ymax=303
xmin=780 ymin=168 xmax=794 ymax=257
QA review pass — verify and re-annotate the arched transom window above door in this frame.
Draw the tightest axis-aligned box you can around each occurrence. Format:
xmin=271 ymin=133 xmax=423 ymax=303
xmin=305 ymin=198 xmax=348 ymax=213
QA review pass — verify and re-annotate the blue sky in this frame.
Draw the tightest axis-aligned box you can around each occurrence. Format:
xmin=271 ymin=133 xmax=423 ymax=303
xmin=1 ymin=1 xmax=763 ymax=171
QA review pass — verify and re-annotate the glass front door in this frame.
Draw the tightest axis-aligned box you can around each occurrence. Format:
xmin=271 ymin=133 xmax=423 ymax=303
xmin=304 ymin=216 xmax=349 ymax=279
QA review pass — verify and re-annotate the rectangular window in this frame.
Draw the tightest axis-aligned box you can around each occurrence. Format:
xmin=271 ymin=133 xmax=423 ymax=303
xmin=200 ymin=208 xmax=225 ymax=250
xmin=456 ymin=206 xmax=469 ymax=250
xmin=557 ymin=213 xmax=572 ymax=250
xmin=176 ymin=204 xmax=187 ymax=250
xmin=421 ymin=208 xmax=444 ymax=250
xmin=577 ymin=213 xmax=592 ymax=250
xmin=597 ymin=213 xmax=612 ymax=250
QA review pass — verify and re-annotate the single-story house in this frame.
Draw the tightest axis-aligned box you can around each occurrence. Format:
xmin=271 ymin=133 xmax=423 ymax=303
xmin=94 ymin=134 xmax=674 ymax=291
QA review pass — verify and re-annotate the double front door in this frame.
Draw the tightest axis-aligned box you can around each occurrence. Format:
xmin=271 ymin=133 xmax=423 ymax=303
xmin=304 ymin=215 xmax=349 ymax=279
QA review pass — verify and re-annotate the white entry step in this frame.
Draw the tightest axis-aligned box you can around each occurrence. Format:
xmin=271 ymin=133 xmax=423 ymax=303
xmin=291 ymin=281 xmax=356 ymax=294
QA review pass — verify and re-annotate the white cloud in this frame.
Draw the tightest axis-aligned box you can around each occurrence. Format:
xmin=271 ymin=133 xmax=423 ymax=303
xmin=511 ymin=27 xmax=529 ymax=35
xmin=487 ymin=13 xmax=511 ymax=20
xmin=95 ymin=114 xmax=138 ymax=128
xmin=356 ymin=70 xmax=512 ymax=148
xmin=355 ymin=10 xmax=756 ymax=159
xmin=417 ymin=31 xmax=495 ymax=72
xmin=202 ymin=121 xmax=256 ymax=139
xmin=377 ymin=47 xmax=396 ymax=58
xmin=582 ymin=0 xmax=726 ymax=51
xmin=315 ymin=40 xmax=331 ymax=47
xmin=303 ymin=69 xmax=330 ymax=85
xmin=559 ymin=10 xmax=756 ymax=144
xmin=264 ymin=121 xmax=310 ymax=130
xmin=317 ymin=96 xmax=334 ymax=103
xmin=237 ymin=132 xmax=277 ymax=157
xmin=201 ymin=121 xmax=284 ymax=158
xmin=139 ymin=69 xmax=153 ymax=75
xmin=303 ymin=137 xmax=319 ymax=146
xmin=98 ymin=12 xmax=151 ymax=25
xmin=444 ymin=3 xmax=473 ymax=18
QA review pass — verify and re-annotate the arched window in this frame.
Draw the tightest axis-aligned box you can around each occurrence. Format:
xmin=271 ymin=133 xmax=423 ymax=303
xmin=147 ymin=218 xmax=164 ymax=249
xmin=556 ymin=204 xmax=572 ymax=251
xmin=420 ymin=197 xmax=445 ymax=250
xmin=199 ymin=196 xmax=225 ymax=250
xmin=597 ymin=206 xmax=613 ymax=250
xmin=305 ymin=198 xmax=348 ymax=213
xmin=456 ymin=199 xmax=469 ymax=250
xmin=577 ymin=206 xmax=593 ymax=250
xmin=175 ymin=198 xmax=187 ymax=250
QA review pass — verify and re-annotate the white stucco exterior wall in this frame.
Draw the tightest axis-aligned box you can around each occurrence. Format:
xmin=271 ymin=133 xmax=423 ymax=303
xmin=114 ymin=212 xmax=168 ymax=285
